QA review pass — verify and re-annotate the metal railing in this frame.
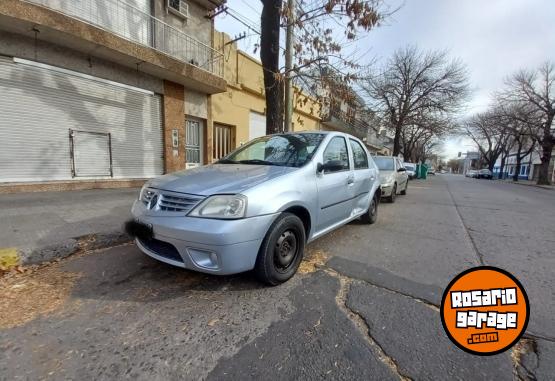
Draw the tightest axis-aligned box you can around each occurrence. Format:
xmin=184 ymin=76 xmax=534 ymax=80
xmin=25 ymin=0 xmax=224 ymax=77
xmin=326 ymin=106 xmax=370 ymax=136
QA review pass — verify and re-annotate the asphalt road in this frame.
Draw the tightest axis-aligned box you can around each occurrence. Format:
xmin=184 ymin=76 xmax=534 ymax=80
xmin=1 ymin=175 xmax=554 ymax=380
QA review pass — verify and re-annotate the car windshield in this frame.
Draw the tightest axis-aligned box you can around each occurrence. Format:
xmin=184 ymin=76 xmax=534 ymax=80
xmin=404 ymin=164 xmax=415 ymax=170
xmin=220 ymin=133 xmax=326 ymax=167
xmin=373 ymin=157 xmax=395 ymax=171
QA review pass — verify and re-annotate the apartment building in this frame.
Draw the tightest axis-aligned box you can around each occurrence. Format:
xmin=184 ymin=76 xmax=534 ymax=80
xmin=0 ymin=0 xmax=226 ymax=192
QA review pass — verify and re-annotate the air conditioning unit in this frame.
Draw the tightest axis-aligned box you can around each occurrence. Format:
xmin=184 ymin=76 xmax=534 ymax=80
xmin=167 ymin=0 xmax=189 ymax=20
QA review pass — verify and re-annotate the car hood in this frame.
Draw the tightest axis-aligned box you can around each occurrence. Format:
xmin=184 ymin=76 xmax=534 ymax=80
xmin=147 ymin=164 xmax=298 ymax=196
xmin=379 ymin=170 xmax=395 ymax=184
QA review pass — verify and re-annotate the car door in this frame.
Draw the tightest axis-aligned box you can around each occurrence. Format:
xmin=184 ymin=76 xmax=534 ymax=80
xmin=315 ymin=136 xmax=355 ymax=232
xmin=349 ymin=138 xmax=376 ymax=215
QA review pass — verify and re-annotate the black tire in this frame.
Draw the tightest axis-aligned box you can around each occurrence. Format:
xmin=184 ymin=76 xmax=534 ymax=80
xmin=400 ymin=181 xmax=407 ymax=195
xmin=360 ymin=193 xmax=378 ymax=224
xmin=388 ymin=184 xmax=397 ymax=203
xmin=254 ymin=213 xmax=306 ymax=286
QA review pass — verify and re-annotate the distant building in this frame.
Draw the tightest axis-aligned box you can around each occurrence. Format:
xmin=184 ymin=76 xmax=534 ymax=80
xmin=494 ymin=148 xmax=555 ymax=182
xmin=462 ymin=152 xmax=480 ymax=175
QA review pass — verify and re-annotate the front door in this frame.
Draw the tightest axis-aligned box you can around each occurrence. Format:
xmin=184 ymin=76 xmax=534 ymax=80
xmin=315 ymin=136 xmax=355 ymax=232
xmin=185 ymin=119 xmax=203 ymax=169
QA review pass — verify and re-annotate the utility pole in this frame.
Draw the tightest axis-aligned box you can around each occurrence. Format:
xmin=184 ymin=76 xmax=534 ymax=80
xmin=284 ymin=0 xmax=295 ymax=132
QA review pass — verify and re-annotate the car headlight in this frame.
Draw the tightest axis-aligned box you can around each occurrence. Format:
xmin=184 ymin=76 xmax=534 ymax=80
xmin=189 ymin=195 xmax=247 ymax=219
xmin=139 ymin=183 xmax=150 ymax=201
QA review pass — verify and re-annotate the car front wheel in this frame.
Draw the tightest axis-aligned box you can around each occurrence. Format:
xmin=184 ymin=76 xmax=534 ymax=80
xmin=401 ymin=181 xmax=408 ymax=195
xmin=388 ymin=184 xmax=397 ymax=203
xmin=254 ymin=213 xmax=306 ymax=286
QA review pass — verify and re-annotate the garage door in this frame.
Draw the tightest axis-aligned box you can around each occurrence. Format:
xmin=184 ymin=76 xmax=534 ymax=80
xmin=0 ymin=58 xmax=164 ymax=182
xmin=249 ymin=111 xmax=266 ymax=140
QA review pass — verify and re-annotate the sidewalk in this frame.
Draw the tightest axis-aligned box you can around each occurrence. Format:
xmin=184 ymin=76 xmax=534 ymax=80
xmin=0 ymin=188 xmax=138 ymax=266
xmin=495 ymin=179 xmax=555 ymax=191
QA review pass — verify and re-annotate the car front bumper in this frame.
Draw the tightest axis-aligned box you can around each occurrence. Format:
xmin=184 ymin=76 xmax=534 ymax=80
xmin=380 ymin=184 xmax=394 ymax=197
xmin=131 ymin=201 xmax=279 ymax=275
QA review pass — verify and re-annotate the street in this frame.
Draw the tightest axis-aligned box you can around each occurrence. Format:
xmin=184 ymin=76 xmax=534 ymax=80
xmin=1 ymin=175 xmax=554 ymax=380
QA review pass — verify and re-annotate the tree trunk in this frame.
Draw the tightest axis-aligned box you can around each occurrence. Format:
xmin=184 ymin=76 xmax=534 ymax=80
xmin=513 ymin=142 xmax=523 ymax=182
xmin=537 ymin=141 xmax=554 ymax=185
xmin=260 ymin=0 xmax=284 ymax=135
xmin=499 ymin=154 xmax=506 ymax=180
xmin=488 ymin=161 xmax=495 ymax=172
xmin=392 ymin=123 xmax=402 ymax=156
xmin=513 ymin=156 xmax=522 ymax=182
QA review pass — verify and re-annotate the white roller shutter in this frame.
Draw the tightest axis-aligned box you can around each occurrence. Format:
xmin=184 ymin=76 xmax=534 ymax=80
xmin=249 ymin=111 xmax=266 ymax=140
xmin=0 ymin=58 xmax=163 ymax=182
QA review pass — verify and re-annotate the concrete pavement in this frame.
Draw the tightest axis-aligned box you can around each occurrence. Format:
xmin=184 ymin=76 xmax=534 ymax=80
xmin=1 ymin=175 xmax=554 ymax=380
xmin=0 ymin=188 xmax=137 ymax=264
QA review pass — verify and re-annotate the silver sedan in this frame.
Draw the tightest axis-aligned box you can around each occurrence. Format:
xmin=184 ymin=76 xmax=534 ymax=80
xmin=125 ymin=131 xmax=381 ymax=285
xmin=373 ymin=156 xmax=409 ymax=203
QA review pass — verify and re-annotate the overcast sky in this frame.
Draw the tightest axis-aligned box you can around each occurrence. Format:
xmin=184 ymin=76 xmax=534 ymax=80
xmin=215 ymin=0 xmax=555 ymax=159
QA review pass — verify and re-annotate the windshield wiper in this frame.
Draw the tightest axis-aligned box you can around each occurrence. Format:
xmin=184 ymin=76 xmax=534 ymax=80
xmin=217 ymin=158 xmax=238 ymax=164
xmin=238 ymin=159 xmax=281 ymax=166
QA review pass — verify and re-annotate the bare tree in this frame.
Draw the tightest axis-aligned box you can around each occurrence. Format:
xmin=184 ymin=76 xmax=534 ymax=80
xmin=363 ymin=46 xmax=469 ymax=156
xmin=498 ymin=104 xmax=538 ymax=181
xmin=464 ymin=110 xmax=511 ymax=172
xmin=400 ymin=113 xmax=452 ymax=162
xmin=502 ymin=62 xmax=555 ymax=185
xmin=259 ymin=0 xmax=387 ymax=134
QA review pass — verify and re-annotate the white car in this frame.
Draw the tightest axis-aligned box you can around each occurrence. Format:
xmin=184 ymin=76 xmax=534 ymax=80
xmin=403 ymin=162 xmax=417 ymax=179
xmin=373 ymin=156 xmax=409 ymax=203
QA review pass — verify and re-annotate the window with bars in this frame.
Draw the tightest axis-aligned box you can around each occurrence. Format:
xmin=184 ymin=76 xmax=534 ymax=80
xmin=213 ymin=124 xmax=234 ymax=160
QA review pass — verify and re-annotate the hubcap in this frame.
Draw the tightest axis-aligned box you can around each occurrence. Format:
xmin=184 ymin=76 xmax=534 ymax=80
xmin=370 ymin=199 xmax=376 ymax=215
xmin=274 ymin=230 xmax=298 ymax=271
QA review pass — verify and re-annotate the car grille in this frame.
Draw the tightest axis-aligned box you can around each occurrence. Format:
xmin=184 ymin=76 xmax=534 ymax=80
xmin=141 ymin=188 xmax=204 ymax=214
xmin=139 ymin=238 xmax=183 ymax=263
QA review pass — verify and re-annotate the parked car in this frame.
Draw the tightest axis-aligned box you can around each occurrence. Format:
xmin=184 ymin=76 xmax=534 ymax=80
xmin=427 ymin=167 xmax=436 ymax=175
xmin=125 ymin=132 xmax=381 ymax=285
xmin=466 ymin=170 xmax=477 ymax=178
xmin=477 ymin=168 xmax=493 ymax=179
xmin=373 ymin=156 xmax=408 ymax=202
xmin=403 ymin=162 xmax=417 ymax=179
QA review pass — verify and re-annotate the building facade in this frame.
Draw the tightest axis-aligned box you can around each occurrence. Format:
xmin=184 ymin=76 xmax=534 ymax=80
xmin=493 ymin=149 xmax=555 ymax=182
xmin=0 ymin=0 xmax=226 ymax=192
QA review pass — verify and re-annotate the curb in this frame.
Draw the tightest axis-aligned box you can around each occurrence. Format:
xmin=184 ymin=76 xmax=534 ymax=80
xmin=3 ymin=231 xmax=132 ymax=268
xmin=495 ymin=180 xmax=555 ymax=191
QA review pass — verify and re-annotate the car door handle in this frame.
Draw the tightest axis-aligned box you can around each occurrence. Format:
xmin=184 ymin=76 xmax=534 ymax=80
xmin=347 ymin=176 xmax=355 ymax=185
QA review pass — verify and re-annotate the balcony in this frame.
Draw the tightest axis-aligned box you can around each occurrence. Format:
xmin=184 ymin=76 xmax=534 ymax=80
xmin=0 ymin=0 xmax=226 ymax=93
xmin=29 ymin=0 xmax=223 ymax=76
xmin=322 ymin=106 xmax=369 ymax=139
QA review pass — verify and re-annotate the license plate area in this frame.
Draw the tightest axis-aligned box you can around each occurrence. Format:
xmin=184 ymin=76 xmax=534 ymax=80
xmin=125 ymin=220 xmax=153 ymax=241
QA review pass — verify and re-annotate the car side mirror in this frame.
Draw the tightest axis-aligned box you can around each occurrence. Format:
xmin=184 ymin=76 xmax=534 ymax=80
xmin=318 ymin=160 xmax=344 ymax=173
xmin=397 ymin=167 xmax=406 ymax=172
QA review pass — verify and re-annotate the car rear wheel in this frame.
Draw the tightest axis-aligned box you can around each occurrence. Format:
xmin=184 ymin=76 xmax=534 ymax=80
xmin=254 ymin=213 xmax=306 ymax=286
xmin=360 ymin=193 xmax=378 ymax=224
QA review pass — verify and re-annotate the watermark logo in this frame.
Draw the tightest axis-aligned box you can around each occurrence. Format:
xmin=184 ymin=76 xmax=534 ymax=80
xmin=440 ymin=266 xmax=529 ymax=355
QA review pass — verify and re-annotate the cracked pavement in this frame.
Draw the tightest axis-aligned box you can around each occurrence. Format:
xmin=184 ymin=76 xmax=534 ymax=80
xmin=1 ymin=175 xmax=554 ymax=380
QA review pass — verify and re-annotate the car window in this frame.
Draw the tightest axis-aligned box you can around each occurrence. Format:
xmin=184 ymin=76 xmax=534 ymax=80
xmin=222 ymin=133 xmax=325 ymax=167
xmin=349 ymin=139 xmax=369 ymax=170
xmin=373 ymin=157 xmax=395 ymax=171
xmin=322 ymin=136 xmax=350 ymax=173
